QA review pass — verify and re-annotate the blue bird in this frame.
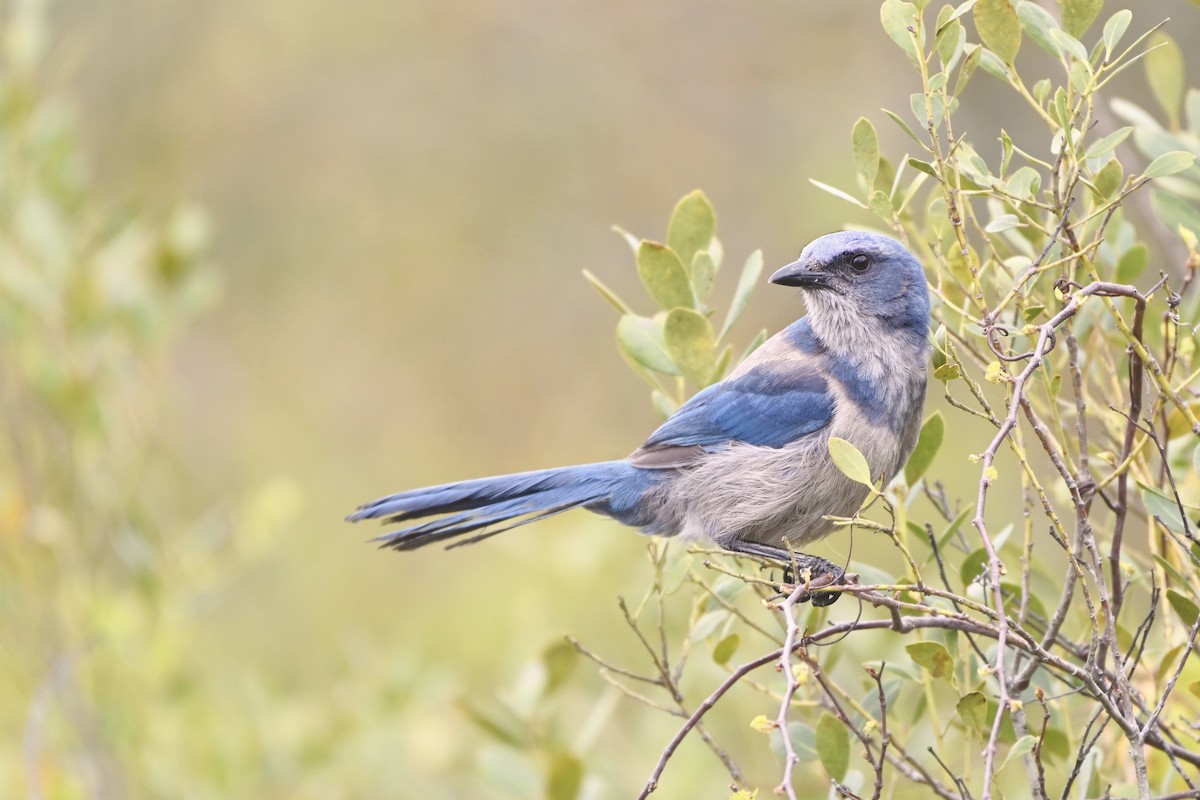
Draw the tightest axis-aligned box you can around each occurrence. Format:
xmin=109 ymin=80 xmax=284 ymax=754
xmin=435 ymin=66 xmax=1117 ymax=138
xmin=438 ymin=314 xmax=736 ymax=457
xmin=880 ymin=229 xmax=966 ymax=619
xmin=348 ymin=231 xmax=931 ymax=605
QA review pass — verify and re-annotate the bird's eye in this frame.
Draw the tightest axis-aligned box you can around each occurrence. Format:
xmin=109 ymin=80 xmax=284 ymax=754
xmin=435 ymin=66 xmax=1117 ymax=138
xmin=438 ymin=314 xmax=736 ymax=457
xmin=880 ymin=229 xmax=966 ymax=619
xmin=850 ymin=253 xmax=870 ymax=271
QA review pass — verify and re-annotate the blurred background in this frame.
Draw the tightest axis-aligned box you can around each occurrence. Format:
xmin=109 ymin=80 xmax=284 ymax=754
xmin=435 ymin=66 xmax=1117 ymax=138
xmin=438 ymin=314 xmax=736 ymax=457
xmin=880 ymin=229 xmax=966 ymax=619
xmin=3 ymin=0 xmax=1199 ymax=797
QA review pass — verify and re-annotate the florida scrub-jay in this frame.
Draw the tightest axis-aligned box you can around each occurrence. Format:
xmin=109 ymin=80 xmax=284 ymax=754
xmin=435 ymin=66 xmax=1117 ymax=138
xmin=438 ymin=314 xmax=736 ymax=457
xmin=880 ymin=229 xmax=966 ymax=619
xmin=348 ymin=231 xmax=931 ymax=605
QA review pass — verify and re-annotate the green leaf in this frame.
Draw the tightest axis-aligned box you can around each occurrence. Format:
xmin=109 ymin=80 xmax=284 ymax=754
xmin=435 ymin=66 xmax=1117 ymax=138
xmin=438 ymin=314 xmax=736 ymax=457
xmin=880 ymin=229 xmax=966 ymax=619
xmin=905 ymin=411 xmax=945 ymax=485
xmin=880 ymin=0 xmax=922 ymax=68
xmin=617 ymin=314 xmax=680 ymax=375
xmin=1167 ymin=589 xmax=1200 ymax=626
xmin=1006 ymin=166 xmax=1041 ymax=200
xmin=1032 ymin=77 xmax=1052 ymax=105
xmin=667 ymin=190 xmax=716 ymax=274
xmin=547 ymin=753 xmax=584 ymax=800
xmin=662 ymin=551 xmax=693 ymax=593
xmin=458 ymin=697 xmax=531 ymax=748
xmin=1059 ymin=0 xmax=1103 ymax=39
xmin=986 ymin=213 xmax=1022 ymax=232
xmin=955 ymin=44 xmax=984 ymax=95
xmin=719 ymin=250 xmax=763 ymax=341
xmin=1153 ymin=554 xmax=1191 ymax=590
xmin=612 ymin=224 xmax=642 ymax=254
xmin=1102 ymin=9 xmax=1131 ymax=58
xmin=1188 ymin=88 xmax=1200 ymax=133
xmin=852 ymin=117 xmax=881 ymax=187
xmin=935 ymin=14 xmax=965 ymax=65
xmin=664 ymin=308 xmax=717 ymax=386
xmin=1016 ymin=1 xmax=1062 ymax=58
xmin=961 ymin=547 xmax=989 ymax=587
xmin=828 ymin=437 xmax=875 ymax=487
xmin=712 ymin=633 xmax=740 ymax=666
xmin=1084 ymin=126 xmax=1132 ymax=159
xmin=637 ymin=241 xmax=694 ymax=310
xmin=1115 ymin=243 xmax=1147 ymax=282
xmin=1092 ymin=158 xmax=1123 ymax=199
xmin=1189 ymin=681 xmax=1200 ymax=701
xmin=1048 ymin=27 xmax=1089 ymax=64
xmin=907 ymin=641 xmax=954 ymax=679
xmin=815 ymin=712 xmax=850 ymax=782
xmin=975 ymin=0 xmax=1022 ymax=64
xmin=976 ymin=46 xmax=1012 ymax=80
xmin=1152 ymin=190 xmax=1200 ymax=240
xmin=1145 ymin=33 xmax=1185 ymax=129
xmin=690 ymin=609 xmax=730 ymax=641
xmin=581 ymin=269 xmax=632 ymax=314
xmin=1001 ymin=734 xmax=1038 ymax=771
xmin=908 ymin=157 xmax=939 ymax=178
xmin=941 ymin=0 xmax=979 ymax=30
xmin=809 ymin=179 xmax=868 ymax=208
xmin=691 ymin=250 xmax=716 ymax=300
xmin=1141 ymin=484 xmax=1196 ymax=535
xmin=885 ymin=108 xmax=923 ymax=144
xmin=933 ymin=362 xmax=962 ymax=381
xmin=957 ymin=691 xmax=989 ymax=732
xmin=931 ymin=323 xmax=949 ymax=370
xmin=542 ymin=640 xmax=580 ymax=696
xmin=1143 ymin=151 xmax=1197 ymax=179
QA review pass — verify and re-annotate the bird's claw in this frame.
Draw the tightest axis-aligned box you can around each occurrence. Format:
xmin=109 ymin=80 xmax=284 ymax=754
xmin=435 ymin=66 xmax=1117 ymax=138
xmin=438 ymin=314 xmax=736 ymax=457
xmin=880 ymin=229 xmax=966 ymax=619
xmin=777 ymin=557 xmax=847 ymax=606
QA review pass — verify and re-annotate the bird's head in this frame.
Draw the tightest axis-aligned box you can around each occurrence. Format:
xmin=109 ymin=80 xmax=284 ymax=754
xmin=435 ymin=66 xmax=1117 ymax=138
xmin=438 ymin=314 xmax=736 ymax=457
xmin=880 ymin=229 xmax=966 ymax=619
xmin=769 ymin=231 xmax=930 ymax=337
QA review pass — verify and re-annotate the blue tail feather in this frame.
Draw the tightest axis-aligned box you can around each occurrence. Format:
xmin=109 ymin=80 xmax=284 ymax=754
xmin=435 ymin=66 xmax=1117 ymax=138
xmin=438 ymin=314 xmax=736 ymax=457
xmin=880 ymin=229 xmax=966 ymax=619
xmin=348 ymin=461 xmax=636 ymax=550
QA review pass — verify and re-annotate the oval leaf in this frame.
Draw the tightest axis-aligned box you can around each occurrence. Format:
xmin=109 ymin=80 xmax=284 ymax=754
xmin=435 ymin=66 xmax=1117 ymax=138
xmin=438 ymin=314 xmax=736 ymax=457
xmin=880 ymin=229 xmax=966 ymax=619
xmin=1115 ymin=243 xmax=1147 ymax=283
xmin=906 ymin=641 xmax=954 ymax=679
xmin=828 ymin=437 xmax=874 ymax=487
xmin=691 ymin=250 xmax=715 ymax=300
xmin=1047 ymin=27 xmax=1089 ymax=63
xmin=1001 ymin=734 xmax=1038 ymax=771
xmin=667 ymin=190 xmax=716 ymax=273
xmin=1145 ymin=32 xmax=1184 ymax=128
xmin=961 ymin=547 xmax=990 ymax=587
xmin=712 ymin=633 xmax=740 ymax=666
xmin=815 ymin=712 xmax=850 ymax=782
xmin=975 ymin=0 xmax=1022 ymax=65
xmin=637 ymin=241 xmax=694 ymax=310
xmin=547 ymin=753 xmax=584 ymax=800
xmin=1016 ymin=1 xmax=1062 ymax=57
xmin=986 ymin=213 xmax=1022 ymax=232
xmin=617 ymin=314 xmax=680 ymax=375
xmin=880 ymin=0 xmax=922 ymax=68
xmin=664 ymin=308 xmax=717 ymax=387
xmin=1142 ymin=151 xmax=1196 ymax=180
xmin=852 ymin=117 xmax=880 ymax=187
xmin=1167 ymin=589 xmax=1200 ymax=626
xmin=957 ymin=691 xmax=989 ymax=733
xmin=1102 ymin=9 xmax=1131 ymax=57
xmin=1084 ymin=126 xmax=1132 ymax=160
xmin=1060 ymin=0 xmax=1103 ymax=39
xmin=904 ymin=411 xmax=945 ymax=485
xmin=542 ymin=640 xmax=580 ymax=696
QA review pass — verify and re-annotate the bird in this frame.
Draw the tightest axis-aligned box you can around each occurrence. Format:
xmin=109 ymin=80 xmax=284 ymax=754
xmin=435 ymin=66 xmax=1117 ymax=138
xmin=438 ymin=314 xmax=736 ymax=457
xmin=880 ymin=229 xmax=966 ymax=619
xmin=348 ymin=231 xmax=931 ymax=605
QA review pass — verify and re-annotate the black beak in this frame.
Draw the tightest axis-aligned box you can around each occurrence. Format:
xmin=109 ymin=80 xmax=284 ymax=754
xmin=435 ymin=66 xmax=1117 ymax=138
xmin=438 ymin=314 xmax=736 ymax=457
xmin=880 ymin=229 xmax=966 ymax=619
xmin=769 ymin=259 xmax=834 ymax=290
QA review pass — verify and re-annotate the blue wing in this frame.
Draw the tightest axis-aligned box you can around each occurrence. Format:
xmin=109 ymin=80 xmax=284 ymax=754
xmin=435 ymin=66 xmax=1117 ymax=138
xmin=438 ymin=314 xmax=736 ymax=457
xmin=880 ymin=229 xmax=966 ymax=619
xmin=629 ymin=325 xmax=834 ymax=468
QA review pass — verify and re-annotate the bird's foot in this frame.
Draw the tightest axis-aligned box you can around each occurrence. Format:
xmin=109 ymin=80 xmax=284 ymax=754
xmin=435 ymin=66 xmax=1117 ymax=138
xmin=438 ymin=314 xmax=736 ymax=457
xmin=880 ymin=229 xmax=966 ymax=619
xmin=723 ymin=542 xmax=847 ymax=606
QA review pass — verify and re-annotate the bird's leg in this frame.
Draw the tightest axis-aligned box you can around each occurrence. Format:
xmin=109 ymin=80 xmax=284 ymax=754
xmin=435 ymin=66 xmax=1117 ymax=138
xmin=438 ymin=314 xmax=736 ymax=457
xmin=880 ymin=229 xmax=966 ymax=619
xmin=723 ymin=540 xmax=844 ymax=607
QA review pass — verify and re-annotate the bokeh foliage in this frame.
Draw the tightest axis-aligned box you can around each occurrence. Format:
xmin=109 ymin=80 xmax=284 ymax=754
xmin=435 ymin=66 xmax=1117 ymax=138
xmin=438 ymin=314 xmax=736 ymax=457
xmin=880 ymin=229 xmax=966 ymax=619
xmin=3 ymin=1 xmax=1200 ymax=799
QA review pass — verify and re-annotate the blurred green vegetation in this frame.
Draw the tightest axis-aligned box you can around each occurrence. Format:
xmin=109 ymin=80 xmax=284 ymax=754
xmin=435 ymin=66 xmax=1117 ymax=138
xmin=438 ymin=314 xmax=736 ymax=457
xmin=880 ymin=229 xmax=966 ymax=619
xmin=3 ymin=0 xmax=1200 ymax=798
